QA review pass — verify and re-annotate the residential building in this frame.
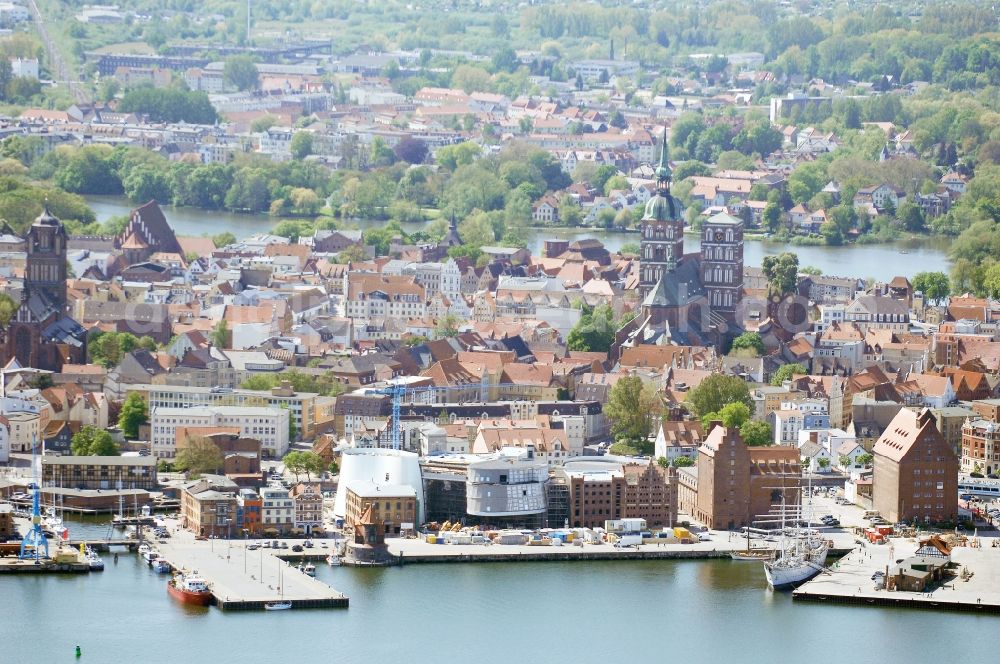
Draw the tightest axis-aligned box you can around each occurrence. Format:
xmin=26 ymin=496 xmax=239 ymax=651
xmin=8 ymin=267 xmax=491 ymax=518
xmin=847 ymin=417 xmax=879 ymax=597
xmin=180 ymin=476 xmax=239 ymax=537
xmin=290 ymin=483 xmax=323 ymax=535
xmin=236 ymin=488 xmax=263 ymax=536
xmin=260 ymin=485 xmax=295 ymax=535
xmin=960 ymin=418 xmax=1000 ymax=476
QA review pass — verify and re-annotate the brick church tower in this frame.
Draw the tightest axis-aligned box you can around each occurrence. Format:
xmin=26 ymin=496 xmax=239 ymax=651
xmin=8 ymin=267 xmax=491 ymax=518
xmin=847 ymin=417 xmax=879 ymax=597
xmin=700 ymin=212 xmax=744 ymax=321
xmin=24 ymin=205 xmax=68 ymax=315
xmin=639 ymin=132 xmax=684 ymax=299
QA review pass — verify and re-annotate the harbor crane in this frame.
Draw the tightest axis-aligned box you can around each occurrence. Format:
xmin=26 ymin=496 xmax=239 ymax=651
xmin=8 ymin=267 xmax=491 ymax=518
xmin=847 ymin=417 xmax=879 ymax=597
xmin=20 ymin=436 xmax=48 ymax=563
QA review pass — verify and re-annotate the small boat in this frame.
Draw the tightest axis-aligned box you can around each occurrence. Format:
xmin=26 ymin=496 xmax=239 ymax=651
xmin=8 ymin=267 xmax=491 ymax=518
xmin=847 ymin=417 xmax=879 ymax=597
xmin=327 ymin=555 xmax=341 ymax=566
xmin=302 ymin=563 xmax=316 ymax=577
xmin=167 ymin=573 xmax=212 ymax=606
xmin=138 ymin=543 xmax=152 ymax=556
xmin=730 ymin=549 xmax=775 ymax=561
xmin=86 ymin=548 xmax=105 ymax=571
xmin=42 ymin=507 xmax=68 ymax=540
xmin=142 ymin=548 xmax=160 ymax=565
xmin=152 ymin=558 xmax=172 ymax=573
xmin=265 ymin=601 xmax=292 ymax=611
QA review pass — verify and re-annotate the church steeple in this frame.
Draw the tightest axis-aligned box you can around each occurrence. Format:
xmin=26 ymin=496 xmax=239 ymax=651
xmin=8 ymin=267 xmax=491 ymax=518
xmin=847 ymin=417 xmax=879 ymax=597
xmin=639 ymin=127 xmax=684 ymax=299
xmin=655 ymin=129 xmax=671 ymax=189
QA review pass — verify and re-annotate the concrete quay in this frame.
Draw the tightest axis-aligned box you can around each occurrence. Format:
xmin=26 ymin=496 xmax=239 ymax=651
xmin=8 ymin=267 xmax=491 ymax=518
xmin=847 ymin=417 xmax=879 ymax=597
xmin=793 ymin=537 xmax=1000 ymax=613
xmin=0 ymin=557 xmax=90 ymax=573
xmin=153 ymin=534 xmax=348 ymax=611
xmin=387 ymin=531 xmax=857 ymax=565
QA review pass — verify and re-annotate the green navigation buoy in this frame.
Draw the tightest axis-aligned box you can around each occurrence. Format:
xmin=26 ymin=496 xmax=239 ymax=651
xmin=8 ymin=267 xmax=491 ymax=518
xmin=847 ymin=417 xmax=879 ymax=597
xmin=75 ymin=645 xmax=82 ymax=658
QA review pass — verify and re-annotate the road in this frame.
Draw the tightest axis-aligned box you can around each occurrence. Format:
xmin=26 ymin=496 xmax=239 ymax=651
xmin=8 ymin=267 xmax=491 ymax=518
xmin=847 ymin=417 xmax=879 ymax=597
xmin=26 ymin=0 xmax=91 ymax=106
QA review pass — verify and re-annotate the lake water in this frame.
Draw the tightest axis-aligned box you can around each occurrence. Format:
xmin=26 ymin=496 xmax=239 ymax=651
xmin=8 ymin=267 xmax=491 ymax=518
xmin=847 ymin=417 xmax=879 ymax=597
xmin=85 ymin=195 xmax=951 ymax=282
xmin=4 ymin=517 xmax=996 ymax=664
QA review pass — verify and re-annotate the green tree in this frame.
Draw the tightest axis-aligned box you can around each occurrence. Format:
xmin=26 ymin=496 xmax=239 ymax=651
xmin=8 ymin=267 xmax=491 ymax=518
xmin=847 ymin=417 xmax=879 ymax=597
xmin=608 ymin=441 xmax=640 ymax=456
xmin=212 ymin=232 xmax=236 ymax=248
xmin=740 ymin=420 xmax=773 ymax=447
xmin=762 ymin=252 xmax=799 ymax=295
xmin=605 ymin=376 xmax=661 ymax=449
xmin=224 ymin=168 xmax=271 ymax=213
xmin=118 ymin=88 xmax=217 ymax=124
xmin=730 ymin=332 xmax=765 ymax=356
xmin=436 ymin=313 xmax=462 ymax=338
xmin=701 ymin=401 xmax=751 ymax=429
xmin=393 ymin=137 xmax=428 ymax=164
xmin=983 ymin=264 xmax=1000 ymax=300
xmin=762 ymin=200 xmax=782 ymax=233
xmin=686 ymin=374 xmax=753 ymax=418
xmin=566 ymin=304 xmax=620 ymax=353
xmin=118 ymin=393 xmax=148 ymax=440
xmin=71 ymin=426 xmax=120 ymax=456
xmin=857 ymin=453 xmax=874 ymax=467
xmin=435 ymin=142 xmax=481 ymax=171
xmin=912 ymin=271 xmax=950 ymax=302
xmin=211 ymin=319 xmax=229 ymax=348
xmin=289 ymin=131 xmax=313 ymax=160
xmin=174 ymin=437 xmax=225 ymax=476
xmin=284 ymin=450 xmax=305 ymax=481
xmin=771 ymin=363 xmax=808 ymax=386
xmin=0 ymin=292 xmax=16 ymax=326
xmin=897 ymin=201 xmax=925 ymax=232
xmin=223 ymin=55 xmax=260 ymax=91
xmin=250 ymin=115 xmax=279 ymax=133
xmin=671 ymin=456 xmax=695 ymax=468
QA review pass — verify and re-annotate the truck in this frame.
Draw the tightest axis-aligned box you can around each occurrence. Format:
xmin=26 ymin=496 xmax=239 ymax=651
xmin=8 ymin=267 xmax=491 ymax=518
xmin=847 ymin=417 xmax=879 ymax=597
xmin=614 ymin=534 xmax=643 ymax=548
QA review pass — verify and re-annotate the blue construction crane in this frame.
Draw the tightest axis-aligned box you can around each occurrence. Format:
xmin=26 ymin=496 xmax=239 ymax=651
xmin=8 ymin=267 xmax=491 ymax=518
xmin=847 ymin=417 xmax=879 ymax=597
xmin=20 ymin=436 xmax=48 ymax=563
xmin=371 ymin=382 xmax=544 ymax=450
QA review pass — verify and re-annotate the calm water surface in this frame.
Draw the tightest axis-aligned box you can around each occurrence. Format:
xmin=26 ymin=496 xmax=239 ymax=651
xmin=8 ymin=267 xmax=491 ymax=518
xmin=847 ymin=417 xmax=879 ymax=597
xmin=85 ymin=195 xmax=951 ymax=282
xmin=3 ymin=518 xmax=995 ymax=664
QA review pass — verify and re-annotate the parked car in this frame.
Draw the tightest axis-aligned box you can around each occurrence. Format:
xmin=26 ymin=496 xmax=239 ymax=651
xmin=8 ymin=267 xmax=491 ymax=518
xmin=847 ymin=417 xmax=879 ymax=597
xmin=291 ymin=544 xmax=304 ymax=552
xmin=698 ymin=532 xmax=712 ymax=541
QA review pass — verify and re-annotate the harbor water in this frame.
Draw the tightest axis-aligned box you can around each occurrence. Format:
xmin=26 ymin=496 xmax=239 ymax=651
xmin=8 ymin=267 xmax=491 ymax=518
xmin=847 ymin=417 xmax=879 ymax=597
xmin=3 ymin=519 xmax=997 ymax=663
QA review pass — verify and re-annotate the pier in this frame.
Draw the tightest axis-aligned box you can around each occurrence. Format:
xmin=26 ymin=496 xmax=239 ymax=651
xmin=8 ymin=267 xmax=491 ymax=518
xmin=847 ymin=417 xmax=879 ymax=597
xmin=793 ymin=537 xmax=1000 ymax=613
xmin=154 ymin=535 xmax=348 ymax=611
xmin=387 ymin=536 xmax=856 ymax=565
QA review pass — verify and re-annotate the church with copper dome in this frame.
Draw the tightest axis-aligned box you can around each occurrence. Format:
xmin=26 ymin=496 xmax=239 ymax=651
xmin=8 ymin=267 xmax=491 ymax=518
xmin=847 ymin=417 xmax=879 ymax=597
xmin=625 ymin=132 xmax=745 ymax=348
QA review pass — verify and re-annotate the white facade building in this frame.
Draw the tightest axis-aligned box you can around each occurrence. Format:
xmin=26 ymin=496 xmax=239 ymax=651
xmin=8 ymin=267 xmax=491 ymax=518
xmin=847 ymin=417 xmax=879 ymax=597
xmin=150 ymin=405 xmax=290 ymax=458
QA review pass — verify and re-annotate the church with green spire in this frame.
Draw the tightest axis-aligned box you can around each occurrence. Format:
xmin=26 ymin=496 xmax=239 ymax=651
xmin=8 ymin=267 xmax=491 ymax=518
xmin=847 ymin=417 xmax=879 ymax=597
xmin=627 ymin=129 xmax=745 ymax=347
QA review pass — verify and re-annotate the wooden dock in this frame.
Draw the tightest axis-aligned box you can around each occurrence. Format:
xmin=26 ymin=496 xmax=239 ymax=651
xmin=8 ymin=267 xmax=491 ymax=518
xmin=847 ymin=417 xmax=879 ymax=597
xmin=793 ymin=537 xmax=1000 ymax=614
xmin=154 ymin=538 xmax=348 ymax=611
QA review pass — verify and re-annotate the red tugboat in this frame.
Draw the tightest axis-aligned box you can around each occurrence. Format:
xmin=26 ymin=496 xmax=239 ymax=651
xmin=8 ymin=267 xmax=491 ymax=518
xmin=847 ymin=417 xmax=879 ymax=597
xmin=167 ymin=572 xmax=212 ymax=606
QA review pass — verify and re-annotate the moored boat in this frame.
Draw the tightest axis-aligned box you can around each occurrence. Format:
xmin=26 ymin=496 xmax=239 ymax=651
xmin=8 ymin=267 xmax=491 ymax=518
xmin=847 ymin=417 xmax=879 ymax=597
xmin=730 ymin=549 xmax=775 ymax=561
xmin=327 ymin=554 xmax=341 ymax=566
xmin=167 ymin=573 xmax=212 ymax=606
xmin=86 ymin=548 xmax=105 ymax=571
xmin=152 ymin=558 xmax=172 ymax=573
xmin=302 ymin=563 xmax=316 ymax=577
xmin=264 ymin=601 xmax=292 ymax=611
